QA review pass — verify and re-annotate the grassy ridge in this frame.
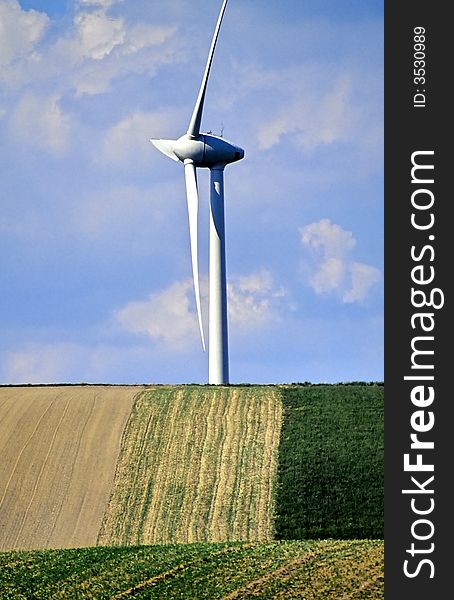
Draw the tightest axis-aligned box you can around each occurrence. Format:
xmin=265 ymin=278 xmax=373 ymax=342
xmin=99 ymin=386 xmax=282 ymax=544
xmin=276 ymin=385 xmax=384 ymax=539
xmin=0 ymin=540 xmax=383 ymax=599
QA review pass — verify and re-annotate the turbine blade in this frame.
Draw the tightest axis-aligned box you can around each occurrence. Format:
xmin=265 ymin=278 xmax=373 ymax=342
xmin=186 ymin=0 xmax=229 ymax=138
xmin=184 ymin=162 xmax=206 ymax=351
xmin=150 ymin=138 xmax=179 ymax=161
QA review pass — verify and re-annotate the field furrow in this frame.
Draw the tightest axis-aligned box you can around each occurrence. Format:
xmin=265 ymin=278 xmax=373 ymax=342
xmin=0 ymin=540 xmax=384 ymax=599
xmin=0 ymin=386 xmax=139 ymax=550
xmin=98 ymin=386 xmax=282 ymax=545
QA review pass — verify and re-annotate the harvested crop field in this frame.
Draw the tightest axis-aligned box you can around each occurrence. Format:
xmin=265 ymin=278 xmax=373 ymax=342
xmin=99 ymin=386 xmax=282 ymax=545
xmin=0 ymin=386 xmax=140 ymax=551
xmin=0 ymin=539 xmax=384 ymax=599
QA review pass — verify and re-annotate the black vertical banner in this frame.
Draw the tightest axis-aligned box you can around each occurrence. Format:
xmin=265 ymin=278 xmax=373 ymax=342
xmin=385 ymin=2 xmax=451 ymax=598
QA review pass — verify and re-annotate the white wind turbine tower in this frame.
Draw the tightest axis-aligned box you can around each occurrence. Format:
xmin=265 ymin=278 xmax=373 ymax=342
xmin=150 ymin=0 xmax=244 ymax=385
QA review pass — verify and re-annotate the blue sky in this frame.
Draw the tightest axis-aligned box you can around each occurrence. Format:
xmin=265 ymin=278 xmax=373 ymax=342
xmin=0 ymin=0 xmax=383 ymax=384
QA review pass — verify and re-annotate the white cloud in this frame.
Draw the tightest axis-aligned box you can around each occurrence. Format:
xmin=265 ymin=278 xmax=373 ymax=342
xmin=1 ymin=341 xmax=152 ymax=384
xmin=300 ymin=219 xmax=381 ymax=303
xmin=115 ymin=280 xmax=199 ymax=350
xmin=1 ymin=0 xmax=178 ymax=150
xmin=77 ymin=0 xmax=121 ymax=8
xmin=3 ymin=343 xmax=84 ymax=384
xmin=228 ymin=269 xmax=286 ymax=328
xmin=122 ymin=22 xmax=176 ymax=54
xmin=223 ymin=56 xmax=381 ymax=171
xmin=68 ymin=9 xmax=177 ymax=95
xmin=1 ymin=0 xmax=177 ymax=95
xmin=236 ymin=270 xmax=273 ymax=294
xmin=115 ymin=270 xmax=286 ymax=349
xmin=300 ymin=218 xmax=355 ymax=259
xmin=0 ymin=0 xmax=48 ymax=70
xmin=75 ymin=10 xmax=125 ymax=60
xmin=257 ymin=75 xmax=352 ymax=151
xmin=10 ymin=92 xmax=73 ymax=153
xmin=309 ymin=257 xmax=346 ymax=295
xmin=70 ymin=23 xmax=177 ymax=96
xmin=100 ymin=110 xmax=175 ymax=164
xmin=343 ymin=261 xmax=381 ymax=304
xmin=74 ymin=7 xmax=176 ymax=63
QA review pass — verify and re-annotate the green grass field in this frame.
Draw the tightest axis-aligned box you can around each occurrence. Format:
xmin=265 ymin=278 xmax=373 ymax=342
xmin=276 ymin=384 xmax=384 ymax=539
xmin=0 ymin=540 xmax=383 ymax=599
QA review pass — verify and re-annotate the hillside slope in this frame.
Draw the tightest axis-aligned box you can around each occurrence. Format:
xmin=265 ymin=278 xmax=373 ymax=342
xmin=0 ymin=385 xmax=283 ymax=550
xmin=276 ymin=385 xmax=384 ymax=539
xmin=0 ymin=540 xmax=384 ymax=599
xmin=99 ymin=386 xmax=282 ymax=544
xmin=0 ymin=386 xmax=138 ymax=551
xmin=0 ymin=384 xmax=383 ymax=552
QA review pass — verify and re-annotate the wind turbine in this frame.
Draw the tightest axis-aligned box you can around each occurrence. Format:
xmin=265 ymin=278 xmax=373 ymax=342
xmin=150 ymin=0 xmax=244 ymax=385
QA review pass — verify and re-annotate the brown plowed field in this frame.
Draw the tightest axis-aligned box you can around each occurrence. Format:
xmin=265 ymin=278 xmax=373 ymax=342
xmin=0 ymin=386 xmax=140 ymax=551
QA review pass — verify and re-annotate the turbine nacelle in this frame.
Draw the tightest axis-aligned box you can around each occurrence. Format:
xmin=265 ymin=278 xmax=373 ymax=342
xmin=152 ymin=134 xmax=244 ymax=169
